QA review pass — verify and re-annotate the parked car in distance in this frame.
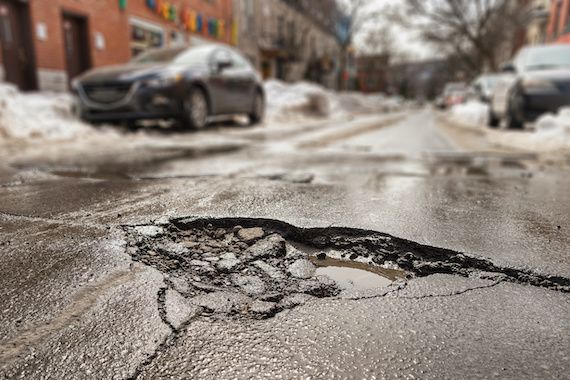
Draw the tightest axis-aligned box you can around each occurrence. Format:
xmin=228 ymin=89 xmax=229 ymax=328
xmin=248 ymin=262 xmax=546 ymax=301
xmin=441 ymin=82 xmax=467 ymax=109
xmin=72 ymin=43 xmax=265 ymax=129
xmin=470 ymin=74 xmax=501 ymax=103
xmin=489 ymin=44 xmax=570 ymax=129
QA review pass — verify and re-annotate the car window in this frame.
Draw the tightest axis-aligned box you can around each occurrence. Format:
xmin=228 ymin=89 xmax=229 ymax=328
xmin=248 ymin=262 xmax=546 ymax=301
xmin=173 ymin=45 xmax=216 ymax=67
xmin=131 ymin=47 xmax=187 ymax=63
xmin=229 ymin=50 xmax=251 ymax=70
xmin=210 ymin=48 xmax=233 ymax=68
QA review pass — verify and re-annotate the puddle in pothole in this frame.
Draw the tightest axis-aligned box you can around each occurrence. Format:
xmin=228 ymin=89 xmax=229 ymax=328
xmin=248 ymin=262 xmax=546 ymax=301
xmin=310 ymin=256 xmax=402 ymax=290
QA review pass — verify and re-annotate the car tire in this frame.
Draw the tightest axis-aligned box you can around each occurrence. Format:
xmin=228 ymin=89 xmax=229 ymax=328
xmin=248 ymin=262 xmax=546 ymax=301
xmin=505 ymin=103 xmax=523 ymax=130
xmin=181 ymin=88 xmax=209 ymax=130
xmin=505 ymin=91 xmax=524 ymax=130
xmin=488 ymin=109 xmax=500 ymax=128
xmin=249 ymin=91 xmax=265 ymax=126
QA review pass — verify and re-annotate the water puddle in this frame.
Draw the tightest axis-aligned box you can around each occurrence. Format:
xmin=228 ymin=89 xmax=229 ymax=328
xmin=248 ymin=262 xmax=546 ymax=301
xmin=310 ymin=256 xmax=404 ymax=290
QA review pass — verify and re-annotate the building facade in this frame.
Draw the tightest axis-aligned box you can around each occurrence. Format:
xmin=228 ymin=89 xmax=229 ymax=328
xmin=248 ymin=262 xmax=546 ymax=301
xmin=524 ymin=0 xmax=551 ymax=44
xmin=0 ymin=0 xmax=233 ymax=92
xmin=233 ymin=0 xmax=344 ymax=89
xmin=356 ymin=54 xmax=388 ymax=94
xmin=547 ymin=0 xmax=570 ymax=42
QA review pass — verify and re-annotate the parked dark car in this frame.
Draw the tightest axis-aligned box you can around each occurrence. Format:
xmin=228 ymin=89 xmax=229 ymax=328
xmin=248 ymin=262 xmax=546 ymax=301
xmin=72 ymin=44 xmax=265 ymax=129
xmin=490 ymin=44 xmax=570 ymax=129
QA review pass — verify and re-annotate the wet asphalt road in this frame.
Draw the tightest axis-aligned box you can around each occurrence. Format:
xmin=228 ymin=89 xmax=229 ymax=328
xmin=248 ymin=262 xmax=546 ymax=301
xmin=0 ymin=108 xmax=569 ymax=379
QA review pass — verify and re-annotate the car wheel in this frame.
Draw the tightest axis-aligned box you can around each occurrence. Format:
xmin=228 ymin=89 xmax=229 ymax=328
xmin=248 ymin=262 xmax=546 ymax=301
xmin=505 ymin=103 xmax=523 ymax=130
xmin=505 ymin=91 xmax=524 ymax=130
xmin=488 ymin=109 xmax=500 ymax=128
xmin=182 ymin=88 xmax=209 ymax=129
xmin=249 ymin=92 xmax=265 ymax=126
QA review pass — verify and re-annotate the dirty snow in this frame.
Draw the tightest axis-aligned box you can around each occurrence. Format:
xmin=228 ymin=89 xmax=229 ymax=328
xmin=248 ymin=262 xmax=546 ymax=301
xmin=487 ymin=108 xmax=570 ymax=153
xmin=264 ymin=80 xmax=399 ymax=123
xmin=446 ymin=99 xmax=570 ymax=153
xmin=0 ymin=80 xmax=397 ymax=143
xmin=0 ymin=83 xmax=94 ymax=141
xmin=449 ymin=100 xmax=489 ymax=129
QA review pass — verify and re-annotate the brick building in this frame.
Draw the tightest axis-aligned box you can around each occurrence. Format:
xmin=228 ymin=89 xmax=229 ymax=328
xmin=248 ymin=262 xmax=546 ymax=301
xmin=356 ymin=54 xmax=388 ymax=94
xmin=0 ymin=0 xmax=233 ymax=92
xmin=547 ymin=0 xmax=570 ymax=42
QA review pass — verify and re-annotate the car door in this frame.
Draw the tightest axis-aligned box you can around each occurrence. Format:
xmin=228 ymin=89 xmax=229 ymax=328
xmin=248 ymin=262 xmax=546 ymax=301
xmin=207 ymin=48 xmax=237 ymax=115
xmin=227 ymin=49 xmax=257 ymax=113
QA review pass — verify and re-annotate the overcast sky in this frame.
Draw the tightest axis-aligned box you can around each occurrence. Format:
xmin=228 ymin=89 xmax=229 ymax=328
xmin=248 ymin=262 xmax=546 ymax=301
xmin=352 ymin=0 xmax=437 ymax=60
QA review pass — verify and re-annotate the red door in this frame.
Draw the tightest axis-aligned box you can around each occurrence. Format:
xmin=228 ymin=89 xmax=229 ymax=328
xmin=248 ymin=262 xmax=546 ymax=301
xmin=62 ymin=13 xmax=90 ymax=87
xmin=0 ymin=0 xmax=35 ymax=90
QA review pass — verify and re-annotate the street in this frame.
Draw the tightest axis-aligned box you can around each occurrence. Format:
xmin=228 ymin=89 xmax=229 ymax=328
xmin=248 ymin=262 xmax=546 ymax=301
xmin=1 ymin=108 xmax=568 ymax=379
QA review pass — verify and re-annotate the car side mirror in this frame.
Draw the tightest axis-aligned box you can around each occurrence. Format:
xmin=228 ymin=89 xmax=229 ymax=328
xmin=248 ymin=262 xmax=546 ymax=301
xmin=500 ymin=63 xmax=516 ymax=73
xmin=216 ymin=59 xmax=233 ymax=73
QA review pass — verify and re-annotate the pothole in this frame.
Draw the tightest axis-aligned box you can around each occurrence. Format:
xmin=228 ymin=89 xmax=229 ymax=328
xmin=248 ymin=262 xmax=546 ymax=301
xmin=123 ymin=217 xmax=570 ymax=322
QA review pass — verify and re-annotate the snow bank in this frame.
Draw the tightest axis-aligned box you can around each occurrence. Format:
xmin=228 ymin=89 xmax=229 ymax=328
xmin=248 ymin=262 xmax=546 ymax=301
xmin=263 ymin=80 xmax=398 ymax=123
xmin=487 ymin=108 xmax=570 ymax=153
xmin=449 ymin=100 xmax=489 ymax=129
xmin=0 ymin=83 xmax=93 ymax=141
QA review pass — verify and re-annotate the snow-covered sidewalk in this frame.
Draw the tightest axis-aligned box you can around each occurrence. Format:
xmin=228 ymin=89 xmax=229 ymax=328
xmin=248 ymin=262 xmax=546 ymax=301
xmin=0 ymin=81 xmax=399 ymax=144
xmin=445 ymin=100 xmax=570 ymax=154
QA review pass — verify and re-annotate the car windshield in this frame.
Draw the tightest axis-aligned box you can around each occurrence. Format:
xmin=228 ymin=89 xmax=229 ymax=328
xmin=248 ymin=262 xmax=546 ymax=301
xmin=172 ymin=45 xmax=218 ymax=66
xmin=522 ymin=46 xmax=570 ymax=71
xmin=131 ymin=47 xmax=187 ymax=64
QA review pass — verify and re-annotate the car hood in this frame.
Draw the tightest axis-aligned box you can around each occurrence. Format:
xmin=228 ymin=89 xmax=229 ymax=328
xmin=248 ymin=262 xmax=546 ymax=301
xmin=78 ymin=63 xmax=177 ymax=84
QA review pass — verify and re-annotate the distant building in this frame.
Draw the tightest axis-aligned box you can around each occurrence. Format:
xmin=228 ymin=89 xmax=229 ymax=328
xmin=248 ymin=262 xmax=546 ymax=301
xmin=388 ymin=59 xmax=465 ymax=100
xmin=524 ymin=0 xmax=551 ymax=44
xmin=356 ymin=54 xmax=389 ymax=94
xmin=233 ymin=0 xmax=345 ymax=89
xmin=0 ymin=0 xmax=233 ymax=92
xmin=547 ymin=0 xmax=570 ymax=42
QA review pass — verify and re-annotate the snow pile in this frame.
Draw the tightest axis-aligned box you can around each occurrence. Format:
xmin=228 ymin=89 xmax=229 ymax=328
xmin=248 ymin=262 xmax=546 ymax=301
xmin=449 ymin=100 xmax=489 ymax=129
xmin=0 ymin=83 xmax=93 ymax=141
xmin=264 ymin=80 xmax=396 ymax=123
xmin=488 ymin=108 xmax=570 ymax=153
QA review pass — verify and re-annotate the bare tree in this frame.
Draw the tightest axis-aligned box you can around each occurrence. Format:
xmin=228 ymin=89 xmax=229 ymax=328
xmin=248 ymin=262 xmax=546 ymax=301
xmin=360 ymin=23 xmax=394 ymax=57
xmin=395 ymin=0 xmax=526 ymax=74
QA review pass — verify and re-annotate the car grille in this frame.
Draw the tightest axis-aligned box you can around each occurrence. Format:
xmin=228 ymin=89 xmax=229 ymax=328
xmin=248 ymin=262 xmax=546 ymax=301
xmin=82 ymin=82 xmax=133 ymax=104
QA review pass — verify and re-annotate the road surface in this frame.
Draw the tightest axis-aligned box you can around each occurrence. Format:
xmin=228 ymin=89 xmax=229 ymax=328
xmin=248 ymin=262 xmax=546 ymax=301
xmin=1 ymin=108 xmax=569 ymax=379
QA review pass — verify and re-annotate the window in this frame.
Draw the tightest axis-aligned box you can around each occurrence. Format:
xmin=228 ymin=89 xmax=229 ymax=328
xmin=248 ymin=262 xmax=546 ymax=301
xmin=129 ymin=18 xmax=164 ymax=57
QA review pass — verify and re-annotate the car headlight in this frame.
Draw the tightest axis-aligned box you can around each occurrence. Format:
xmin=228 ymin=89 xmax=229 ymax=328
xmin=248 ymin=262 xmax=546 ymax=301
xmin=143 ymin=73 xmax=183 ymax=88
xmin=521 ymin=78 xmax=557 ymax=92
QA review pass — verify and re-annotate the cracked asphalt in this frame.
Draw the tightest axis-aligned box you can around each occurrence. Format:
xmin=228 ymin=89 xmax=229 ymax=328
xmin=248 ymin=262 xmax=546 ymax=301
xmin=1 ymin=109 xmax=569 ymax=379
